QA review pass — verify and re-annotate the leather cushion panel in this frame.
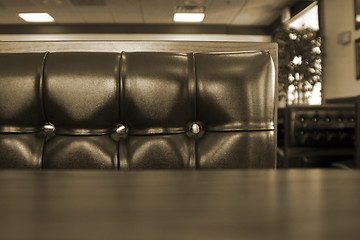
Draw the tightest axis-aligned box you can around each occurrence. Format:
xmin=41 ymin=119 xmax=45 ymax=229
xmin=121 ymin=134 xmax=193 ymax=169
xmin=44 ymin=52 xmax=121 ymax=135
xmin=0 ymin=132 xmax=45 ymax=168
xmin=195 ymin=51 xmax=275 ymax=131
xmin=121 ymin=52 xmax=195 ymax=134
xmin=197 ymin=131 xmax=275 ymax=168
xmin=0 ymin=53 xmax=47 ymax=132
xmin=43 ymin=135 xmax=118 ymax=169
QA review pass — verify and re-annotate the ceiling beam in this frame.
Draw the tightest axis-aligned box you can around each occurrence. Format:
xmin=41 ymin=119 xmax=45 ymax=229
xmin=0 ymin=23 xmax=271 ymax=35
xmin=290 ymin=0 xmax=317 ymax=18
xmin=268 ymin=0 xmax=317 ymax=34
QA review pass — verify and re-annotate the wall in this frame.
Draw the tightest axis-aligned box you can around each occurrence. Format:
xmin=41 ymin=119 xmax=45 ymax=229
xmin=0 ymin=33 xmax=271 ymax=42
xmin=321 ymin=0 xmax=360 ymax=100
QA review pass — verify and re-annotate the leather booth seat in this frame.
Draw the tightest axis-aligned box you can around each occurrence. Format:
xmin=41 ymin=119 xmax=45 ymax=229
xmin=281 ymin=105 xmax=355 ymax=168
xmin=0 ymin=51 xmax=276 ymax=169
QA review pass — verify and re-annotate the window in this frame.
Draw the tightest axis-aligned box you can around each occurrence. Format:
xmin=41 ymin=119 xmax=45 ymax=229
xmin=277 ymin=3 xmax=322 ymax=106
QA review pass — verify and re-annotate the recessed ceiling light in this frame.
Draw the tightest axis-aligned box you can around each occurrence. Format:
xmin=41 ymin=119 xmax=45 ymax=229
xmin=173 ymin=13 xmax=205 ymax=23
xmin=18 ymin=13 xmax=54 ymax=22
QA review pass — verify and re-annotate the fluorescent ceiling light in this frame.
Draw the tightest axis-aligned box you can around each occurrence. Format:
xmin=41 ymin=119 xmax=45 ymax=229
xmin=18 ymin=13 xmax=54 ymax=22
xmin=173 ymin=13 xmax=205 ymax=23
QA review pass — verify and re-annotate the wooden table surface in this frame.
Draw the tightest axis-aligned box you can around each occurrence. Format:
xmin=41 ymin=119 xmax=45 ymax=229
xmin=0 ymin=169 xmax=359 ymax=240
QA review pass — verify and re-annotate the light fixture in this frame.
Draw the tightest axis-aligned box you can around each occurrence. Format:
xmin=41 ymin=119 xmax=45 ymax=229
xmin=173 ymin=13 xmax=205 ymax=22
xmin=356 ymin=14 xmax=360 ymax=23
xmin=18 ymin=13 xmax=54 ymax=22
xmin=173 ymin=5 xmax=205 ymax=23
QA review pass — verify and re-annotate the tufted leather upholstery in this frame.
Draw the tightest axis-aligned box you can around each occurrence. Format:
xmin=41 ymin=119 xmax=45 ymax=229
xmin=0 ymin=53 xmax=46 ymax=168
xmin=282 ymin=105 xmax=355 ymax=168
xmin=287 ymin=105 xmax=355 ymax=147
xmin=0 ymin=50 xmax=276 ymax=169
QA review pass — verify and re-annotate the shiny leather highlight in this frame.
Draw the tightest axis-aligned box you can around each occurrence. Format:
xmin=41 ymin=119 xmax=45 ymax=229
xmin=0 ymin=133 xmax=45 ymax=168
xmin=121 ymin=52 xmax=195 ymax=134
xmin=122 ymin=134 xmax=193 ymax=169
xmin=195 ymin=51 xmax=275 ymax=131
xmin=197 ymin=131 xmax=275 ymax=168
xmin=44 ymin=135 xmax=118 ymax=169
xmin=44 ymin=52 xmax=121 ymax=135
xmin=0 ymin=53 xmax=47 ymax=133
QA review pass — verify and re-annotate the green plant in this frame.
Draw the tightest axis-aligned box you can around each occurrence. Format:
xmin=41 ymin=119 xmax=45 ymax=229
xmin=272 ymin=26 xmax=322 ymax=105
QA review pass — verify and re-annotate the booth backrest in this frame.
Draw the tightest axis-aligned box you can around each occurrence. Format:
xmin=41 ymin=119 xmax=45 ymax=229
xmin=0 ymin=42 xmax=277 ymax=169
xmin=282 ymin=104 xmax=355 ymax=167
xmin=286 ymin=105 xmax=355 ymax=147
xmin=325 ymin=96 xmax=360 ymax=168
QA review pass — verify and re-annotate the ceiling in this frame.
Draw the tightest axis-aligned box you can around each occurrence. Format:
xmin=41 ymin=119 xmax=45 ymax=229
xmin=0 ymin=0 xmax=300 ymax=26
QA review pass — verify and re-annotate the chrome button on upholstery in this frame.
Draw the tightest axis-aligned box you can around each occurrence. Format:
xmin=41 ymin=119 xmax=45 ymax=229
xmin=298 ymin=117 xmax=305 ymax=122
xmin=191 ymin=123 xmax=201 ymax=134
xmin=115 ymin=124 xmax=127 ymax=135
xmin=44 ymin=123 xmax=55 ymax=133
